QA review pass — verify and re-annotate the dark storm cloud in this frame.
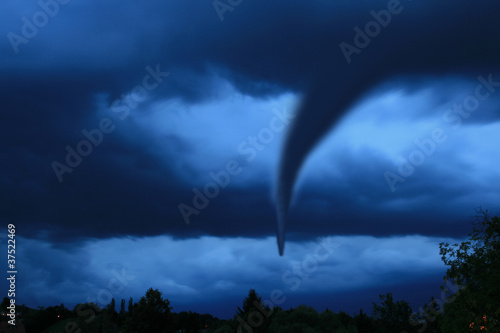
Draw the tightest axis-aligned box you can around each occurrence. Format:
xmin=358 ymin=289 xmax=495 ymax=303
xmin=284 ymin=136 xmax=498 ymax=242
xmin=1 ymin=0 xmax=500 ymax=249
xmin=276 ymin=0 xmax=500 ymax=253
xmin=1 ymin=75 xmax=202 ymax=243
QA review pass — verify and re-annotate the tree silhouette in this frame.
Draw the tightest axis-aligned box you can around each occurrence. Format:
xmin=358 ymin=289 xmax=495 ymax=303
xmin=119 ymin=299 xmax=125 ymax=314
xmin=121 ymin=288 xmax=174 ymax=333
xmin=439 ymin=208 xmax=500 ymax=332
xmin=1 ymin=297 xmax=9 ymax=314
xmin=318 ymin=308 xmax=344 ymax=332
xmin=372 ymin=293 xmax=412 ymax=332
xmin=128 ymin=297 xmax=133 ymax=314
xmin=410 ymin=296 xmax=442 ymax=333
xmin=354 ymin=309 xmax=375 ymax=333
xmin=175 ymin=311 xmax=201 ymax=333
xmin=236 ymin=289 xmax=262 ymax=319
xmin=235 ymin=289 xmax=272 ymax=333
xmin=106 ymin=298 xmax=117 ymax=320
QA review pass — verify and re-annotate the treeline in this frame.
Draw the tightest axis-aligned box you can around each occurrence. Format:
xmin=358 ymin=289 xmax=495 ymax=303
xmin=1 ymin=293 xmax=218 ymax=333
xmin=0 ymin=289 xmax=435 ymax=333
xmin=219 ymin=289 xmax=418 ymax=333
xmin=4 ymin=209 xmax=499 ymax=332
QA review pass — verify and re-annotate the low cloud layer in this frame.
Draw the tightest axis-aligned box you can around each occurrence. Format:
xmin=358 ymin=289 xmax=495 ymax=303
xmin=8 ymin=234 xmax=458 ymax=317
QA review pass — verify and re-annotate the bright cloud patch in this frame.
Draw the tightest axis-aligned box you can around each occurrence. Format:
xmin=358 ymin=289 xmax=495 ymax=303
xmin=100 ymin=75 xmax=299 ymax=187
xmin=15 ymin=234 xmax=458 ymax=317
xmin=295 ymin=78 xmax=500 ymax=207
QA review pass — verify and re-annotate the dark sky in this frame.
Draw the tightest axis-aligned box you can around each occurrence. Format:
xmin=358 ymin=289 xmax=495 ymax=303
xmin=1 ymin=0 xmax=500 ymax=319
